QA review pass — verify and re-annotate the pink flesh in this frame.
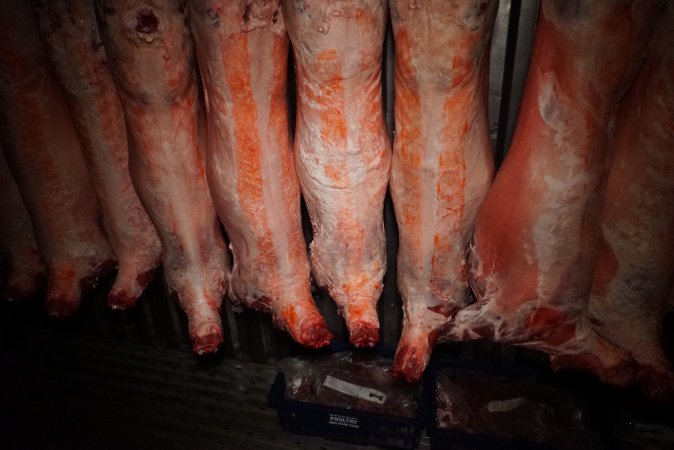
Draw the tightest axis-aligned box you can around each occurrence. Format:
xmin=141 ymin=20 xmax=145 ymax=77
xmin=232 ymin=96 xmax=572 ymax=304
xmin=388 ymin=0 xmax=497 ymax=382
xmin=589 ymin=3 xmax=674 ymax=400
xmin=0 ymin=1 xmax=115 ymax=317
xmin=36 ymin=0 xmax=162 ymax=311
xmin=282 ymin=0 xmax=392 ymax=347
xmin=0 ymin=144 xmax=46 ymax=301
xmin=446 ymin=0 xmax=662 ymax=386
xmin=96 ymin=0 xmax=230 ymax=354
xmin=189 ymin=1 xmax=332 ymax=349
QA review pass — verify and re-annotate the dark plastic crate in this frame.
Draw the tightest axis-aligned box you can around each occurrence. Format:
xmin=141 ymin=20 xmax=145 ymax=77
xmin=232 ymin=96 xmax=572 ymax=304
xmin=428 ymin=432 xmax=552 ymax=450
xmin=425 ymin=357 xmax=590 ymax=450
xmin=267 ymin=371 xmax=425 ymax=449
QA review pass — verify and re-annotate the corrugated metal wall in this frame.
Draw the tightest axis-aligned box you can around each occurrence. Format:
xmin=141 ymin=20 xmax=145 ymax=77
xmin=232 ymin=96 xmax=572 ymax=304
xmin=4 ymin=0 xmax=540 ymax=365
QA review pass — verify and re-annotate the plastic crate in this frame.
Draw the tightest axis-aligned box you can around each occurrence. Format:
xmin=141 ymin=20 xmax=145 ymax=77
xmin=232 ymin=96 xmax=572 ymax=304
xmin=428 ymin=431 xmax=552 ymax=450
xmin=424 ymin=357 xmax=590 ymax=450
xmin=267 ymin=370 xmax=425 ymax=449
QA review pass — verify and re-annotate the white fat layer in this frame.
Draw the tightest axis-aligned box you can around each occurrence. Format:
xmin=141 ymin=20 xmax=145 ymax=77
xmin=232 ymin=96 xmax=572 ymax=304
xmin=341 ymin=19 xmax=363 ymax=194
xmin=193 ymin=13 xmax=249 ymax=269
xmin=416 ymin=85 xmax=442 ymax=288
xmin=587 ymin=2 xmax=674 ymax=370
xmin=248 ymin=28 xmax=294 ymax=286
xmin=285 ymin=0 xmax=389 ymax=306
xmin=532 ymin=70 xmax=595 ymax=304
xmin=392 ymin=0 xmax=495 ymax=320
xmin=160 ymin=115 xmax=210 ymax=293
xmin=69 ymin=1 xmax=225 ymax=336
xmin=36 ymin=0 xmax=160 ymax=278
xmin=593 ymin=138 xmax=674 ymax=365
xmin=191 ymin=3 xmax=314 ymax=312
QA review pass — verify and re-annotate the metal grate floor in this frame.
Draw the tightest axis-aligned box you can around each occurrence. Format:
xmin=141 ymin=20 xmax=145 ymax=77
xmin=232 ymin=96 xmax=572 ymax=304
xmin=0 ymin=328 xmax=430 ymax=450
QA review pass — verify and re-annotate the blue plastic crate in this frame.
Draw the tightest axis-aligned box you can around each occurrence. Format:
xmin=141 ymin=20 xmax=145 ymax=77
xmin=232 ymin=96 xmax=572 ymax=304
xmin=267 ymin=363 xmax=425 ymax=449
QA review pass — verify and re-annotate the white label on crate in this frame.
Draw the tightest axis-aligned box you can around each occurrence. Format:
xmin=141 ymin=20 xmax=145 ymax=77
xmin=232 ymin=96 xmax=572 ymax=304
xmin=323 ymin=375 xmax=387 ymax=405
xmin=329 ymin=413 xmax=360 ymax=429
xmin=486 ymin=397 xmax=527 ymax=413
